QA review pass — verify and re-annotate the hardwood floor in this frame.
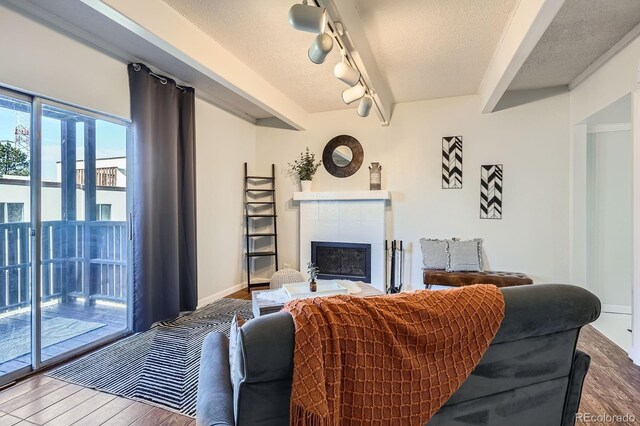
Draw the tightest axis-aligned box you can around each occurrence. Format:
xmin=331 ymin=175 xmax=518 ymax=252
xmin=0 ymin=288 xmax=637 ymax=425
xmin=227 ymin=288 xmax=254 ymax=301
xmin=577 ymin=325 xmax=640 ymax=425
xmin=0 ymin=375 xmax=193 ymax=426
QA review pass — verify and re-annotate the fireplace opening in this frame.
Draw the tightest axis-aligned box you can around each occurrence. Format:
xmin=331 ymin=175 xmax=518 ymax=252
xmin=311 ymin=241 xmax=371 ymax=283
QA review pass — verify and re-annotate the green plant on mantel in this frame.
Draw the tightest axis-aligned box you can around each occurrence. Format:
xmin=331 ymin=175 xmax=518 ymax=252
xmin=288 ymin=147 xmax=322 ymax=181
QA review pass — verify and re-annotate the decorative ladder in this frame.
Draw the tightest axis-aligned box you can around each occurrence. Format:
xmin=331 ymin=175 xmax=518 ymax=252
xmin=244 ymin=163 xmax=279 ymax=292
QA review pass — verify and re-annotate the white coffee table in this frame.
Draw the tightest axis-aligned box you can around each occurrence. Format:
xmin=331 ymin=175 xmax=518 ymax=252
xmin=251 ymin=281 xmax=384 ymax=318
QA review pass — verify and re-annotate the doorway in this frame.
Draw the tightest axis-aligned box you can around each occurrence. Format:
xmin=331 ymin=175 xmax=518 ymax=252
xmin=582 ymin=94 xmax=633 ymax=352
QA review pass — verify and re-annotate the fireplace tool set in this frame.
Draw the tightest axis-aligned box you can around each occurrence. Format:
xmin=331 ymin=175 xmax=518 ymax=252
xmin=385 ymin=240 xmax=404 ymax=294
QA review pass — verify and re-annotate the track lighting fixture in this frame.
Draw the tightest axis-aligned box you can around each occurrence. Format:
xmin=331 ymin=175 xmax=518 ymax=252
xmin=289 ymin=0 xmax=327 ymax=33
xmin=288 ymin=1 xmax=381 ymax=121
xmin=358 ymin=95 xmax=373 ymax=117
xmin=308 ymin=32 xmax=334 ymax=64
xmin=342 ymin=84 xmax=366 ymax=105
xmin=334 ymin=52 xmax=360 ymax=86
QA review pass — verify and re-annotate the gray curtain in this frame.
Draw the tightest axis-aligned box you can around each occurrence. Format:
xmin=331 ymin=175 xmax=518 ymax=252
xmin=128 ymin=63 xmax=198 ymax=332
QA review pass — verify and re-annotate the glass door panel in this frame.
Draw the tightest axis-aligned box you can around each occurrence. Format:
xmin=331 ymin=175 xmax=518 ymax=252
xmin=0 ymin=92 xmax=32 ymax=379
xmin=39 ymin=103 xmax=128 ymax=363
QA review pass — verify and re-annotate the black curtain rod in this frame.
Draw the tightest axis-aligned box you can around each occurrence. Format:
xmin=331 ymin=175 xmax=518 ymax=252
xmin=131 ymin=63 xmax=187 ymax=92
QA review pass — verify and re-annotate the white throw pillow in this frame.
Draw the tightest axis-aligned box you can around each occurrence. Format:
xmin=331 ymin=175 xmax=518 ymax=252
xmin=419 ymin=238 xmax=449 ymax=270
xmin=229 ymin=314 xmax=245 ymax=387
xmin=447 ymin=239 xmax=483 ymax=272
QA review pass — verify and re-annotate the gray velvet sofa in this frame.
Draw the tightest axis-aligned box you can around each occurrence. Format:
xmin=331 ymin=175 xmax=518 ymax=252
xmin=196 ymin=284 xmax=600 ymax=426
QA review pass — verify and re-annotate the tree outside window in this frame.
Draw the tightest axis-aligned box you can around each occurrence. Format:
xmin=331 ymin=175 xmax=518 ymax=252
xmin=0 ymin=141 xmax=29 ymax=176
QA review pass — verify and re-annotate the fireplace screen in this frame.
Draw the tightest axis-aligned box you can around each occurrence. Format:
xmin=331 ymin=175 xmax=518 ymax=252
xmin=311 ymin=242 xmax=371 ymax=282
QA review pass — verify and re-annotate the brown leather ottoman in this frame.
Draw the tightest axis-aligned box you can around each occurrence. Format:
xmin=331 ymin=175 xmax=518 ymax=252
xmin=423 ymin=270 xmax=533 ymax=288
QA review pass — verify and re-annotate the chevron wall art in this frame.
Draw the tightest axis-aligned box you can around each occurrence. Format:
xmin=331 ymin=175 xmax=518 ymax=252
xmin=480 ymin=164 xmax=503 ymax=219
xmin=442 ymin=136 xmax=463 ymax=189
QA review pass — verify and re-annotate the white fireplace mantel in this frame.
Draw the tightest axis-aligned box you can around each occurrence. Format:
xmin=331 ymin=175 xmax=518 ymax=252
xmin=293 ymin=190 xmax=391 ymax=201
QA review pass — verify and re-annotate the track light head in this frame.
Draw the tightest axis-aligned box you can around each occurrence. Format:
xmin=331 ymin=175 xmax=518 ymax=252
xmin=289 ymin=2 xmax=327 ymax=33
xmin=342 ymin=84 xmax=366 ymax=105
xmin=358 ymin=95 xmax=373 ymax=117
xmin=334 ymin=59 xmax=360 ymax=86
xmin=308 ymin=33 xmax=334 ymax=64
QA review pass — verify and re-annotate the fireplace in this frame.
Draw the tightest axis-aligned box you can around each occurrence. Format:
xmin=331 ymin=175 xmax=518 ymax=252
xmin=311 ymin=241 xmax=372 ymax=283
xmin=295 ymin=191 xmax=390 ymax=292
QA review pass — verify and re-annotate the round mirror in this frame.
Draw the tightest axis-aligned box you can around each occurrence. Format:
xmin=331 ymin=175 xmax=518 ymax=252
xmin=332 ymin=146 xmax=353 ymax=167
xmin=323 ymin=135 xmax=364 ymax=178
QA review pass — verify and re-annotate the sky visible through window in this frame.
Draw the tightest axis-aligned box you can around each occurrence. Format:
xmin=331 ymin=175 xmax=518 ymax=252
xmin=0 ymin=106 xmax=127 ymax=181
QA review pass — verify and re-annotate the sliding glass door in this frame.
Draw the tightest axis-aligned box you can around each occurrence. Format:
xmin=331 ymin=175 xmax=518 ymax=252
xmin=0 ymin=90 xmax=33 ymax=380
xmin=0 ymin=89 xmax=130 ymax=384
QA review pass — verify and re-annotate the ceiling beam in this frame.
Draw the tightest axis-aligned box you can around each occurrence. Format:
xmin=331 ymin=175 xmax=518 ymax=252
xmin=15 ymin=0 xmax=310 ymax=129
xmin=478 ymin=0 xmax=565 ymax=114
xmin=569 ymin=22 xmax=640 ymax=90
xmin=319 ymin=0 xmax=394 ymax=125
xmin=93 ymin=0 xmax=310 ymax=129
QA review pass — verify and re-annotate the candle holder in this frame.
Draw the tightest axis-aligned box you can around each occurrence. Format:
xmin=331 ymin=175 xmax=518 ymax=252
xmin=369 ymin=162 xmax=382 ymax=190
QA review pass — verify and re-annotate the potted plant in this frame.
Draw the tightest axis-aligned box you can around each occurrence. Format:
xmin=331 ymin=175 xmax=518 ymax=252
xmin=307 ymin=261 xmax=319 ymax=293
xmin=288 ymin=147 xmax=322 ymax=192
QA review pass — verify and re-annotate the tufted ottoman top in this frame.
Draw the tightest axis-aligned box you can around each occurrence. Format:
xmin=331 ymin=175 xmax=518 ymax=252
xmin=423 ymin=270 xmax=533 ymax=288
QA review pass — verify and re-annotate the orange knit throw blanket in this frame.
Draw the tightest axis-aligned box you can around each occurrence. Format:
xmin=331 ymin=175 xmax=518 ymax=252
xmin=283 ymin=285 xmax=505 ymax=426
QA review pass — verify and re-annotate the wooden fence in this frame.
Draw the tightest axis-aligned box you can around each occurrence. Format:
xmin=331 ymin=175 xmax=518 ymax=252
xmin=0 ymin=220 xmax=127 ymax=314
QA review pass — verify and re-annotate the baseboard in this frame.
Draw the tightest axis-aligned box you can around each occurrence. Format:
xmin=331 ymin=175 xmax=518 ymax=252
xmin=602 ymin=304 xmax=632 ymax=315
xmin=197 ymin=282 xmax=248 ymax=308
xmin=629 ymin=345 xmax=640 ymax=366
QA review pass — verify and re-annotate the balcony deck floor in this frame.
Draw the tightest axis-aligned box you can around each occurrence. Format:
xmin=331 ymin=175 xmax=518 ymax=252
xmin=0 ymin=301 xmax=127 ymax=376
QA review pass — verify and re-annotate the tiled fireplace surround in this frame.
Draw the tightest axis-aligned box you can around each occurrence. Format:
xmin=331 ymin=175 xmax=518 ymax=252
xmin=293 ymin=191 xmax=391 ymax=292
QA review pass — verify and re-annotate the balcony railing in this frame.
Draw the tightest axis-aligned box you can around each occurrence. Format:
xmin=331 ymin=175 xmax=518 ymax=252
xmin=77 ymin=167 xmax=120 ymax=187
xmin=0 ymin=220 xmax=127 ymax=314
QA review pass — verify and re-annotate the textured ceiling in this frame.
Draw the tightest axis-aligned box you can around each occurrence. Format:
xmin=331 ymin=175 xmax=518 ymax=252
xmin=163 ymin=0 xmax=350 ymax=113
xmin=353 ymin=0 xmax=518 ymax=103
xmin=162 ymin=0 xmax=640 ymax=113
xmin=510 ymin=0 xmax=640 ymax=91
xmin=163 ymin=0 xmax=519 ymax=111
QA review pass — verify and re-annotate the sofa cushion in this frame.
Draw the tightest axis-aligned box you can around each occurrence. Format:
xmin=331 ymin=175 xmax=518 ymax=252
xmin=427 ymin=377 xmax=569 ymax=426
xmin=235 ymin=311 xmax=295 ymax=425
xmin=229 ymin=314 xmax=245 ymax=386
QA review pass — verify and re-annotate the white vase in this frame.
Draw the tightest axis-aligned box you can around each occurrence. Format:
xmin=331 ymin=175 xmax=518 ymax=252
xmin=300 ymin=180 xmax=313 ymax=192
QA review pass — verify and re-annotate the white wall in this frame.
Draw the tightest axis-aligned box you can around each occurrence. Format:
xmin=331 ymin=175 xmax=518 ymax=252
xmin=586 ymin=130 xmax=633 ymax=308
xmin=256 ymin=93 xmax=571 ymax=289
xmin=0 ymin=3 xmax=130 ymax=119
xmin=195 ymin=98 xmax=256 ymax=303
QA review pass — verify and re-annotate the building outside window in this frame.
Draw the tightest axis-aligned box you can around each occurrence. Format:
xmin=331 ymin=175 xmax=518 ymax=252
xmin=96 ymin=203 xmax=112 ymax=221
xmin=0 ymin=202 xmax=24 ymax=223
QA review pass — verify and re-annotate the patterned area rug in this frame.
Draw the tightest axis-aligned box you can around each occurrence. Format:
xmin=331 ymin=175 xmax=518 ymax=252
xmin=47 ymin=298 xmax=253 ymax=417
